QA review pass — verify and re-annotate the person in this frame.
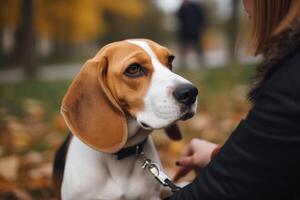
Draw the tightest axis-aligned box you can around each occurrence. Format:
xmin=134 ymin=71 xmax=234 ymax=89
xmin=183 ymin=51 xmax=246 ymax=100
xmin=177 ymin=0 xmax=206 ymax=68
xmin=165 ymin=0 xmax=300 ymax=199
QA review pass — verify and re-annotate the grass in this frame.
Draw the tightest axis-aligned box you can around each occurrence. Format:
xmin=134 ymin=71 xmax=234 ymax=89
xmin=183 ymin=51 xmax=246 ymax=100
xmin=177 ymin=64 xmax=255 ymax=106
xmin=0 ymin=65 xmax=254 ymax=117
xmin=0 ymin=63 xmax=256 ymax=121
xmin=0 ymin=54 xmax=88 ymax=70
xmin=0 ymin=80 xmax=71 ymax=120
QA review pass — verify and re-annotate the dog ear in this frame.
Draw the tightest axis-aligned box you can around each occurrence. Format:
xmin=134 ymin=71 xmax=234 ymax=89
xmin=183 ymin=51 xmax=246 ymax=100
xmin=61 ymin=55 xmax=127 ymax=153
xmin=164 ymin=123 xmax=182 ymax=141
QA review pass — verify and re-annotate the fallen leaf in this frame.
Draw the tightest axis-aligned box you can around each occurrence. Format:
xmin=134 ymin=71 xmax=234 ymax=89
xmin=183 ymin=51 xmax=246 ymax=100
xmin=26 ymin=177 xmax=51 ymax=190
xmin=24 ymin=151 xmax=44 ymax=166
xmin=22 ymin=98 xmax=45 ymax=120
xmin=0 ymin=155 xmax=19 ymax=181
xmin=0 ymin=177 xmax=17 ymax=194
xmin=28 ymin=163 xmax=52 ymax=179
xmin=52 ymin=115 xmax=68 ymax=132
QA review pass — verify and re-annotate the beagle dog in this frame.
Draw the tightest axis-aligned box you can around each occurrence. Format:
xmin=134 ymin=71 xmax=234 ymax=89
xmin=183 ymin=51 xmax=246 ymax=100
xmin=53 ymin=39 xmax=198 ymax=200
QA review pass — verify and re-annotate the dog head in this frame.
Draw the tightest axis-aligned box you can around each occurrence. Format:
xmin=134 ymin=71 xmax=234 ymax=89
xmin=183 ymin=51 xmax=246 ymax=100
xmin=61 ymin=39 xmax=198 ymax=153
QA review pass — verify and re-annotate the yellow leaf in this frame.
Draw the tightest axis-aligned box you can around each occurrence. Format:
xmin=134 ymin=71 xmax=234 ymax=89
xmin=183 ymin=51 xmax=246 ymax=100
xmin=0 ymin=155 xmax=19 ymax=181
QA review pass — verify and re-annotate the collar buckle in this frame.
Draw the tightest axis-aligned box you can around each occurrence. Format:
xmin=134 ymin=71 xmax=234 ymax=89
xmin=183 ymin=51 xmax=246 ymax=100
xmin=115 ymin=137 xmax=148 ymax=160
xmin=136 ymin=145 xmax=140 ymax=156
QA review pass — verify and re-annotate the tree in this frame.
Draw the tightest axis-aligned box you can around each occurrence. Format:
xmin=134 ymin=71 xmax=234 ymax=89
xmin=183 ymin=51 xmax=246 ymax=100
xmin=18 ymin=0 xmax=36 ymax=77
xmin=0 ymin=0 xmax=19 ymax=59
xmin=227 ymin=0 xmax=240 ymax=64
xmin=0 ymin=0 xmax=148 ymax=73
xmin=0 ymin=0 xmax=37 ymax=76
xmin=0 ymin=28 xmax=3 ymax=58
xmin=100 ymin=1 xmax=165 ymax=43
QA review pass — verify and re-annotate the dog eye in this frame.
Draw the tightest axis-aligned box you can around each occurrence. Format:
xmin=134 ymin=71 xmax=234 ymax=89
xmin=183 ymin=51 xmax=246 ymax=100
xmin=124 ymin=64 xmax=146 ymax=78
xmin=168 ymin=55 xmax=175 ymax=69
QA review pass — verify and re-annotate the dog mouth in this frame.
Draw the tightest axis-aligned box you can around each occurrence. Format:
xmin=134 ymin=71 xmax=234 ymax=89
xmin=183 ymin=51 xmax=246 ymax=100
xmin=139 ymin=121 xmax=152 ymax=130
xmin=138 ymin=111 xmax=194 ymax=130
xmin=180 ymin=111 xmax=195 ymax=121
xmin=137 ymin=104 xmax=196 ymax=129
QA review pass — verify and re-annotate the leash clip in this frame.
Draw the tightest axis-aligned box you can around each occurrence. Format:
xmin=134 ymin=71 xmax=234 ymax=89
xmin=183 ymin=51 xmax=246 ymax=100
xmin=141 ymin=157 xmax=181 ymax=192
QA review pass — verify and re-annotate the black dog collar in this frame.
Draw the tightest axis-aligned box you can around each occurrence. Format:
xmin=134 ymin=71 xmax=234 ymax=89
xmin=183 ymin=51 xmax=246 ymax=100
xmin=115 ymin=137 xmax=148 ymax=160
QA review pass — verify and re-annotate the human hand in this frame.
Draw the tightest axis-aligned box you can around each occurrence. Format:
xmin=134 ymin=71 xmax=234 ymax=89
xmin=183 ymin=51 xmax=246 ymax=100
xmin=173 ymin=139 xmax=218 ymax=182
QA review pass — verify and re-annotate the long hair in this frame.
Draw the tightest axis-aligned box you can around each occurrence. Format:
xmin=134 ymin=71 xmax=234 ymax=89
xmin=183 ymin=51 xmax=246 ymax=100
xmin=250 ymin=0 xmax=300 ymax=55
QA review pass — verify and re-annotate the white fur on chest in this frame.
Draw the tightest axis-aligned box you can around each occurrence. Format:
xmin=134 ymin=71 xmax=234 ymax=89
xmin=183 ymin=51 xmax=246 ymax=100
xmin=62 ymin=136 xmax=161 ymax=200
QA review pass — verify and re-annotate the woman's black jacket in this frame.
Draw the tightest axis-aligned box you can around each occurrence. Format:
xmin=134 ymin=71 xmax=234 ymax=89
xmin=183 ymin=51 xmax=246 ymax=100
xmin=166 ymin=20 xmax=300 ymax=200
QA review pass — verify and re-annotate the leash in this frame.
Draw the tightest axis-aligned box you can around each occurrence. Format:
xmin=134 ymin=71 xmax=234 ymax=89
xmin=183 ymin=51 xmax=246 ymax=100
xmin=136 ymin=150 xmax=181 ymax=193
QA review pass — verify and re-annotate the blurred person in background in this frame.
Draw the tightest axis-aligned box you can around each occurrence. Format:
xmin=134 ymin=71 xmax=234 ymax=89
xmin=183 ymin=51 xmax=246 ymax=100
xmin=166 ymin=0 xmax=300 ymax=199
xmin=177 ymin=0 xmax=206 ymax=68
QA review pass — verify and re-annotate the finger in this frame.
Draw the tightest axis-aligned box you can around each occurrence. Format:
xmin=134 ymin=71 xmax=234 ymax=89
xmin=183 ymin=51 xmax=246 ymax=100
xmin=173 ymin=167 xmax=191 ymax=182
xmin=178 ymin=156 xmax=193 ymax=167
xmin=181 ymin=144 xmax=193 ymax=157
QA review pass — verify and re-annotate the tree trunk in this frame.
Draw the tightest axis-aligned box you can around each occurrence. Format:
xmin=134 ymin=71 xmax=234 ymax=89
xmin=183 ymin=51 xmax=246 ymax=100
xmin=227 ymin=0 xmax=240 ymax=65
xmin=0 ymin=29 xmax=3 ymax=57
xmin=18 ymin=0 xmax=37 ymax=78
xmin=53 ymin=38 xmax=72 ymax=61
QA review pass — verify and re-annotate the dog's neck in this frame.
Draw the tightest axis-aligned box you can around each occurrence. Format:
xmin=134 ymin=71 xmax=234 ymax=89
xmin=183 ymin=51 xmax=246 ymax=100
xmin=124 ymin=115 xmax=151 ymax=148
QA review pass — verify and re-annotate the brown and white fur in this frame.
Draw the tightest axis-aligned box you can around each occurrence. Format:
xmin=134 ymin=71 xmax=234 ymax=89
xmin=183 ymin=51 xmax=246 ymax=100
xmin=53 ymin=39 xmax=198 ymax=200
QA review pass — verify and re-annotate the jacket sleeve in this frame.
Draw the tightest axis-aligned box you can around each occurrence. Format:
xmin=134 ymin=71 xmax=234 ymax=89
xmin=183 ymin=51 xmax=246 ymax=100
xmin=166 ymin=61 xmax=300 ymax=200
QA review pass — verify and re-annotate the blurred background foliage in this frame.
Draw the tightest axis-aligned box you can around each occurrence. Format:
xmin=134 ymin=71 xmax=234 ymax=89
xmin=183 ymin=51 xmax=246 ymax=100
xmin=0 ymin=0 xmax=167 ymax=73
xmin=0 ymin=0 xmax=258 ymax=199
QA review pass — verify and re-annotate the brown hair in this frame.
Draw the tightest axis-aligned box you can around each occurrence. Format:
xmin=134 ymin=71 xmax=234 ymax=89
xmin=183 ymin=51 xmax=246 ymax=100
xmin=250 ymin=0 xmax=300 ymax=55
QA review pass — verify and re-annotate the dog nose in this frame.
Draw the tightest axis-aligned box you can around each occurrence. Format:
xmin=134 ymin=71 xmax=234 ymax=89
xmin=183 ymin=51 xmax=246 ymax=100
xmin=173 ymin=84 xmax=198 ymax=106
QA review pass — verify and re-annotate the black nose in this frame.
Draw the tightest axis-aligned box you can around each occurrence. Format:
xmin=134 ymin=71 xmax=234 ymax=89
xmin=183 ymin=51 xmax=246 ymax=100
xmin=173 ymin=84 xmax=198 ymax=106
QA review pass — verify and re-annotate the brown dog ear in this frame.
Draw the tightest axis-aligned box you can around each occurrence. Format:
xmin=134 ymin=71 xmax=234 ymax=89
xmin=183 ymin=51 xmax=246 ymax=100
xmin=61 ymin=57 xmax=127 ymax=153
xmin=164 ymin=123 xmax=182 ymax=141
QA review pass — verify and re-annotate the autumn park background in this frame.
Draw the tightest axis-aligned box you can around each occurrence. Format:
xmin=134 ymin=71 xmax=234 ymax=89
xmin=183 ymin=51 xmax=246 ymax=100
xmin=0 ymin=0 xmax=257 ymax=199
